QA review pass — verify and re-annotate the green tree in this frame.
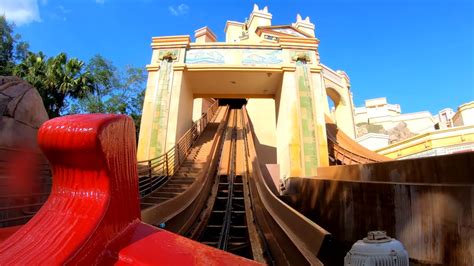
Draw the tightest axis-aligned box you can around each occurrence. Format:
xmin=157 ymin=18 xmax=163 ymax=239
xmin=81 ymin=55 xmax=120 ymax=113
xmin=0 ymin=15 xmax=29 ymax=75
xmin=70 ymin=54 xmax=146 ymax=134
xmin=15 ymin=52 xmax=94 ymax=117
xmin=121 ymin=65 xmax=146 ymax=131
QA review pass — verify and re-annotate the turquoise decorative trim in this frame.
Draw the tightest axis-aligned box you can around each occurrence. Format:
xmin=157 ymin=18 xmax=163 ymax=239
xmin=242 ymin=49 xmax=283 ymax=65
xmin=185 ymin=49 xmax=283 ymax=65
xmin=149 ymin=60 xmax=174 ymax=157
xmin=296 ymin=61 xmax=318 ymax=175
xmin=186 ymin=50 xmax=225 ymax=64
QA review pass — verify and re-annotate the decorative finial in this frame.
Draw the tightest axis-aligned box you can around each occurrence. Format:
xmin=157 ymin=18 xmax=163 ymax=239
xmin=263 ymin=6 xmax=268 ymax=12
xmin=296 ymin=14 xmax=302 ymax=21
xmin=305 ymin=16 xmax=310 ymax=22
xmin=253 ymin=4 xmax=259 ymax=12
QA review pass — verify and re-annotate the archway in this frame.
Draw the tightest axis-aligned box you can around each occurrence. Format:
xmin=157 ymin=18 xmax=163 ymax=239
xmin=324 ymin=86 xmax=355 ymax=138
xmin=326 ymin=87 xmax=342 ymax=123
xmin=326 ymin=87 xmax=341 ymax=123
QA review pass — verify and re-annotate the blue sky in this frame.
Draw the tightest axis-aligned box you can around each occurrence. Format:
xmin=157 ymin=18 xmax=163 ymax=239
xmin=1 ymin=0 xmax=473 ymax=114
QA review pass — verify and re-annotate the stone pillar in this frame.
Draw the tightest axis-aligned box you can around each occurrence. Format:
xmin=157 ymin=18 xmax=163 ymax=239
xmin=331 ymin=71 xmax=356 ymax=139
xmin=276 ymin=38 xmax=329 ymax=179
xmin=309 ymin=67 xmax=330 ymax=167
xmin=137 ymin=36 xmax=190 ymax=161
xmin=164 ymin=66 xmax=194 ymax=150
xmin=276 ymin=69 xmax=302 ymax=179
xmin=338 ymin=71 xmax=357 ymax=139
xmin=277 ymin=63 xmax=325 ymax=179
xmin=137 ymin=68 xmax=159 ymax=161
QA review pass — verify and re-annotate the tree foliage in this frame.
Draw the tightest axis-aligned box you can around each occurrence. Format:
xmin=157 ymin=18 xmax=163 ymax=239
xmin=14 ymin=52 xmax=94 ymax=118
xmin=0 ymin=15 xmax=29 ymax=75
xmin=1 ymin=16 xmax=146 ymax=136
xmin=69 ymin=54 xmax=146 ymax=133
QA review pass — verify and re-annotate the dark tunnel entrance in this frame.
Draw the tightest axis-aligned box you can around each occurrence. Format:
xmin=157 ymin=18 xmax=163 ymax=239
xmin=217 ymin=98 xmax=248 ymax=109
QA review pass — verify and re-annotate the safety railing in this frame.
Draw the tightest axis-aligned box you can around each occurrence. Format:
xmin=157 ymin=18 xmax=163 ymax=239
xmin=0 ymin=147 xmax=52 ymax=227
xmin=327 ymin=137 xmax=379 ymax=165
xmin=137 ymin=101 xmax=219 ymax=197
xmin=0 ymin=101 xmax=220 ymax=226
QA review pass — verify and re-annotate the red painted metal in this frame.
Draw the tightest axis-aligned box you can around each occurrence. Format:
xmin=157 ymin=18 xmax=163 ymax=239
xmin=0 ymin=114 xmax=260 ymax=265
xmin=0 ymin=226 xmax=21 ymax=244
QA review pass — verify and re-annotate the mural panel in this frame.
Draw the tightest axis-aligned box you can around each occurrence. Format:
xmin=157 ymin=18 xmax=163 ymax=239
xmin=241 ymin=49 xmax=283 ymax=65
xmin=185 ymin=49 xmax=283 ymax=65
xmin=185 ymin=50 xmax=225 ymax=64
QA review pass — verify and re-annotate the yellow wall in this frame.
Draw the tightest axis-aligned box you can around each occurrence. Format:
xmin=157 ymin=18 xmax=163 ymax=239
xmin=225 ymin=22 xmax=244 ymax=43
xmin=136 ymin=11 xmax=352 ymax=181
xmin=323 ymin=79 xmax=355 ymax=139
xmin=376 ymin=125 xmax=474 ymax=158
xmin=453 ymin=101 xmax=474 ymax=127
xmin=276 ymin=71 xmax=301 ymax=179
xmin=137 ymin=70 xmax=158 ymax=161
xmin=310 ymin=71 xmax=329 ymax=167
xmin=166 ymin=71 xmax=193 ymax=150
xmin=192 ymin=98 xmax=204 ymax=122
xmin=246 ymin=99 xmax=277 ymax=165
xmin=192 ymin=98 xmax=215 ymax=121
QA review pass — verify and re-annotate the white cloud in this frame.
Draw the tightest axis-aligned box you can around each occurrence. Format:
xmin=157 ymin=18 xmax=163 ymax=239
xmin=0 ymin=0 xmax=41 ymax=26
xmin=58 ymin=5 xmax=71 ymax=14
xmin=168 ymin=3 xmax=189 ymax=16
xmin=49 ymin=5 xmax=71 ymax=21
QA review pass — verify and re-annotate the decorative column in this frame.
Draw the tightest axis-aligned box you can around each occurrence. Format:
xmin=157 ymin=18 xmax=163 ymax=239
xmin=137 ymin=36 xmax=190 ymax=161
xmin=276 ymin=36 xmax=329 ymax=179
xmin=278 ymin=38 xmax=330 ymax=170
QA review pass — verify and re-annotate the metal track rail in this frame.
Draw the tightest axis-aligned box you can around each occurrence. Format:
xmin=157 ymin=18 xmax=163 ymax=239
xmin=216 ymin=111 xmax=237 ymax=251
xmin=162 ymin=106 xmax=331 ymax=264
xmin=194 ymin=110 xmax=254 ymax=259
xmin=241 ymin=106 xmax=331 ymax=265
xmin=140 ymin=106 xmax=230 ymax=230
xmin=325 ymin=114 xmax=389 ymax=165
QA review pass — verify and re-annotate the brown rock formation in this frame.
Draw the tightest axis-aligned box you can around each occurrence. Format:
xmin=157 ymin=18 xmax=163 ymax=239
xmin=387 ymin=121 xmax=415 ymax=144
xmin=0 ymin=76 xmax=49 ymax=151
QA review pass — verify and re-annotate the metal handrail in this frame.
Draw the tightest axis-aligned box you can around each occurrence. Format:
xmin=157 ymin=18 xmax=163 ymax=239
xmin=0 ymin=148 xmax=52 ymax=227
xmin=137 ymin=101 xmax=219 ymax=197
xmin=0 ymin=101 xmax=220 ymax=226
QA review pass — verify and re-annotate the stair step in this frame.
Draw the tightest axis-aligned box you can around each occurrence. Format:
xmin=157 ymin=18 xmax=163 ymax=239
xmin=165 ymin=183 xmax=190 ymax=189
xmin=141 ymin=197 xmax=169 ymax=204
xmin=230 ymin=225 xmax=247 ymax=229
xmin=171 ymin=177 xmax=195 ymax=182
xmin=228 ymin=242 xmax=249 ymax=246
xmin=168 ymin=180 xmax=194 ymax=185
xmin=152 ymin=192 xmax=181 ymax=198
xmin=159 ymin=187 xmax=186 ymax=193
xmin=206 ymin=225 xmax=223 ymax=228
xmin=140 ymin=204 xmax=155 ymax=210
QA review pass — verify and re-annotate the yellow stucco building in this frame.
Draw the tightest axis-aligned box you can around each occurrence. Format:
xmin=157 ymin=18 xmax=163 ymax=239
xmin=360 ymin=100 xmax=474 ymax=158
xmin=137 ymin=4 xmax=357 ymax=179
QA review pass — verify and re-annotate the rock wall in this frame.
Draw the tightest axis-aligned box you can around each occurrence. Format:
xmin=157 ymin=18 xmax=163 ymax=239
xmin=0 ymin=76 xmax=48 ymax=151
xmin=0 ymin=77 xmax=50 ymax=227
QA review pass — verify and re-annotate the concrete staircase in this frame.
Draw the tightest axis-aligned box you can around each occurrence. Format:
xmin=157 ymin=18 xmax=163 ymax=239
xmin=140 ymin=123 xmax=221 ymax=210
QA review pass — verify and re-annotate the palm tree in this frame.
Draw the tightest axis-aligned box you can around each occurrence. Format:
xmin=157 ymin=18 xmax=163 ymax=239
xmin=14 ymin=52 xmax=94 ymax=117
